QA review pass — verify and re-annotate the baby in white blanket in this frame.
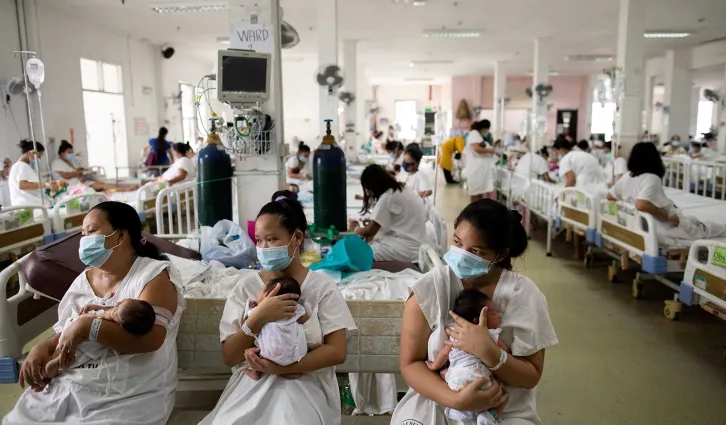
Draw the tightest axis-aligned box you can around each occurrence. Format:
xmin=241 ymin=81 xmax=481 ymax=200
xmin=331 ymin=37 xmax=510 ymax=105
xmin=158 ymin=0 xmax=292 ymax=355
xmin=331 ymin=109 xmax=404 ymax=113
xmin=243 ymin=276 xmax=309 ymax=380
xmin=427 ymin=289 xmax=510 ymax=425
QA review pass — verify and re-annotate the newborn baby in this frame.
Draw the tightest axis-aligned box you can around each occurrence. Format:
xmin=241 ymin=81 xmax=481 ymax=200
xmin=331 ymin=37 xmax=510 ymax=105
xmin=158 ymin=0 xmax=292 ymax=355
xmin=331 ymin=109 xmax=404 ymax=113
xmin=243 ymin=276 xmax=309 ymax=380
xmin=45 ymin=299 xmax=156 ymax=377
xmin=427 ymin=289 xmax=510 ymax=425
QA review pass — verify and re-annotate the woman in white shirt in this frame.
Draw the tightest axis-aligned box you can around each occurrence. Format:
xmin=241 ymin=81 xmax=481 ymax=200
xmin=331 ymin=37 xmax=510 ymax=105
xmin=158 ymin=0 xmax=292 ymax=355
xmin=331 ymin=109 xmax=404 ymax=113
xmin=462 ymin=120 xmax=496 ymax=202
xmin=351 ymin=164 xmax=427 ymax=262
xmin=200 ymin=194 xmax=355 ymax=425
xmin=663 ymin=135 xmax=686 ymax=157
xmin=392 ymin=199 xmax=558 ymax=425
xmin=553 ymin=136 xmax=606 ymax=188
xmin=607 ymin=142 xmax=726 ymax=247
xmin=159 ymin=143 xmax=195 ymax=185
xmin=397 ymin=143 xmax=433 ymax=198
xmin=9 ymin=140 xmax=63 ymax=206
xmin=285 ymin=141 xmax=313 ymax=191
xmin=386 ymin=140 xmax=405 ymax=173
xmin=514 ymin=147 xmax=555 ymax=182
xmin=52 ymin=141 xmax=137 ymax=192
xmin=602 ymin=141 xmax=627 ymax=187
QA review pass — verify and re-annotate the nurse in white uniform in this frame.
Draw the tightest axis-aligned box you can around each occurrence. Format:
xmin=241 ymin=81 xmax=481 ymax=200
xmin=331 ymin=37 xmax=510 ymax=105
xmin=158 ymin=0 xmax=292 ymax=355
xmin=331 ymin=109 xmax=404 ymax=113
xmin=160 ymin=142 xmax=196 ymax=185
xmin=601 ymin=141 xmax=627 ymax=187
xmin=200 ymin=194 xmax=355 ymax=425
xmin=285 ymin=141 xmax=313 ymax=191
xmin=397 ymin=143 xmax=433 ymax=198
xmin=553 ymin=136 xmax=606 ymax=188
xmin=386 ymin=140 xmax=405 ymax=173
xmin=513 ymin=147 xmax=555 ymax=182
xmin=391 ymin=199 xmax=558 ymax=425
xmin=462 ymin=120 xmax=496 ymax=202
xmin=8 ymin=140 xmax=61 ymax=206
xmin=3 ymin=201 xmax=184 ymax=425
xmin=352 ymin=164 xmax=427 ymax=262
xmin=607 ymin=143 xmax=726 ymax=247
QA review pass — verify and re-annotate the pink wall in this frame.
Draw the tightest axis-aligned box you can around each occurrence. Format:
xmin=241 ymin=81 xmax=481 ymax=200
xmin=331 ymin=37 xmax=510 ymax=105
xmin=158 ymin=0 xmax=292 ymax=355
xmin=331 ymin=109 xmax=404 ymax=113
xmin=451 ymin=74 xmax=589 ymax=140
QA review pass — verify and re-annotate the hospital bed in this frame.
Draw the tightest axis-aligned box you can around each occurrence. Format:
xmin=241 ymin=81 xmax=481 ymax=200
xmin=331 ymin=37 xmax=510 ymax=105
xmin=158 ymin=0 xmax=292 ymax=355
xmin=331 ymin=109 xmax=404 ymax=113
xmin=109 ymin=180 xmax=165 ymax=224
xmin=677 ymin=240 xmax=726 ymax=334
xmin=686 ymin=160 xmax=726 ymax=200
xmin=495 ymin=167 xmax=513 ymax=208
xmin=155 ymin=180 xmax=198 ymax=239
xmin=50 ymin=193 xmax=108 ymax=235
xmin=521 ymin=179 xmax=563 ymax=256
xmin=0 ymin=205 xmax=52 ymax=259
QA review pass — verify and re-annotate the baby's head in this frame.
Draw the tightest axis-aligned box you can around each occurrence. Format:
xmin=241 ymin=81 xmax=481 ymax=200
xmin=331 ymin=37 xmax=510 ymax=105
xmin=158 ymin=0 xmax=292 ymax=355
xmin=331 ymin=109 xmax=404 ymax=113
xmin=111 ymin=299 xmax=156 ymax=335
xmin=452 ymin=289 xmax=501 ymax=329
xmin=265 ymin=276 xmax=301 ymax=298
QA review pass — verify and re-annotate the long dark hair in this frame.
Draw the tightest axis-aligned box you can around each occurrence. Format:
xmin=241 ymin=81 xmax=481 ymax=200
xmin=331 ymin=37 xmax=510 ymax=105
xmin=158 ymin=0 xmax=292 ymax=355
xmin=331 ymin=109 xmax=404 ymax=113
xmin=173 ymin=142 xmax=191 ymax=156
xmin=18 ymin=139 xmax=44 ymax=153
xmin=360 ymin=164 xmax=404 ymax=214
xmin=155 ymin=127 xmax=169 ymax=155
xmin=257 ymin=192 xmax=307 ymax=235
xmin=91 ymin=201 xmax=166 ymax=260
xmin=58 ymin=140 xmax=73 ymax=155
xmin=454 ymin=199 xmax=527 ymax=270
xmin=627 ymin=142 xmax=665 ymax=178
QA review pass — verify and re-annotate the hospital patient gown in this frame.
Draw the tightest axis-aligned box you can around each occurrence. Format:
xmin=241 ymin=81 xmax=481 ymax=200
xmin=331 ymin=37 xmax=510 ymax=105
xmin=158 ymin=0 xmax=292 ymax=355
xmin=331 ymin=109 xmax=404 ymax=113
xmin=200 ymin=271 xmax=356 ymax=425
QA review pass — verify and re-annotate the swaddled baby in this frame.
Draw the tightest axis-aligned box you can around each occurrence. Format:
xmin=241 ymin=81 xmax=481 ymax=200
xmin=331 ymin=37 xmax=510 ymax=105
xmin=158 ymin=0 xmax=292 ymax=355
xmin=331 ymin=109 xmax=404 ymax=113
xmin=45 ymin=299 xmax=156 ymax=377
xmin=427 ymin=289 xmax=510 ymax=425
xmin=242 ymin=276 xmax=309 ymax=380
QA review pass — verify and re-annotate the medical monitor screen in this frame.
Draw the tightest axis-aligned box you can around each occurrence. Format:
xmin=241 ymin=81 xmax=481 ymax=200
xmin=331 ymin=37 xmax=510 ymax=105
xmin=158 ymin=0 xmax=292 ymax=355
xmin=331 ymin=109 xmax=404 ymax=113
xmin=221 ymin=55 xmax=267 ymax=93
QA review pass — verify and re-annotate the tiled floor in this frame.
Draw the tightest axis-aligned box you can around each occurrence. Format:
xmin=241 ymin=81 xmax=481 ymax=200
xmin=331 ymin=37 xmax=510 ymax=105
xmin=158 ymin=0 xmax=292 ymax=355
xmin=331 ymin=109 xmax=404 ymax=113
xmin=3 ymin=175 xmax=726 ymax=424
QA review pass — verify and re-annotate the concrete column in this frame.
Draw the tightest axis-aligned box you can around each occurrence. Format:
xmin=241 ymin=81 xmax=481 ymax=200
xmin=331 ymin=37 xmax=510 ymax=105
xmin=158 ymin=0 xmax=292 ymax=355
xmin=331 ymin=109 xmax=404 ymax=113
xmin=662 ymin=49 xmax=692 ymax=143
xmin=355 ymin=64 xmax=369 ymax=149
xmin=492 ymin=61 xmax=507 ymax=138
xmin=584 ymin=74 xmax=598 ymax=137
xmin=717 ymin=65 xmax=726 ymax=153
xmin=342 ymin=40 xmax=358 ymax=158
xmin=690 ymin=86 xmax=700 ymax=137
xmin=643 ymin=75 xmax=654 ymax=133
xmin=531 ymin=38 xmax=550 ymax=150
xmin=317 ymin=0 xmax=339 ymax=138
xmin=615 ymin=0 xmax=646 ymax=156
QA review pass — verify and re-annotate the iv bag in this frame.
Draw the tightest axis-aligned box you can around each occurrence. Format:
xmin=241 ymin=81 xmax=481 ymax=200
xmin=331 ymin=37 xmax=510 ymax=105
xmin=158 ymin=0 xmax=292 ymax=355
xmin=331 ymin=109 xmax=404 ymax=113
xmin=26 ymin=58 xmax=45 ymax=88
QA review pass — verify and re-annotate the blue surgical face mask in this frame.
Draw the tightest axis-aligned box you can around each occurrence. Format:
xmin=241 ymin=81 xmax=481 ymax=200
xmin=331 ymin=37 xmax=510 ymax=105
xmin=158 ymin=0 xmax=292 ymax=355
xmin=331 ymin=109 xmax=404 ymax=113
xmin=401 ymin=162 xmax=414 ymax=172
xmin=29 ymin=159 xmax=37 ymax=168
xmin=605 ymin=152 xmax=612 ymax=160
xmin=79 ymin=230 xmax=122 ymax=268
xmin=298 ymin=156 xmax=308 ymax=163
xmin=389 ymin=153 xmax=396 ymax=159
xmin=66 ymin=153 xmax=76 ymax=162
xmin=257 ymin=236 xmax=297 ymax=271
xmin=443 ymin=246 xmax=496 ymax=279
xmin=671 ymin=141 xmax=680 ymax=147
xmin=557 ymin=154 xmax=563 ymax=161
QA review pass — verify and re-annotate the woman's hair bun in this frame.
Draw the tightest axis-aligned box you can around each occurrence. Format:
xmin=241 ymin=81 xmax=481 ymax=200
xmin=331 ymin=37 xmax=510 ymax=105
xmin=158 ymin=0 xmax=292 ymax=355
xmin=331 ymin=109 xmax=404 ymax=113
xmin=509 ymin=209 xmax=522 ymax=223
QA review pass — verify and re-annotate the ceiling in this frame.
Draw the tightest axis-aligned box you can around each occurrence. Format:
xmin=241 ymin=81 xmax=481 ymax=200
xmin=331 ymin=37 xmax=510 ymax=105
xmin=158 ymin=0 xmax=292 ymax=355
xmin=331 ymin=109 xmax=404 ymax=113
xmin=42 ymin=0 xmax=726 ymax=84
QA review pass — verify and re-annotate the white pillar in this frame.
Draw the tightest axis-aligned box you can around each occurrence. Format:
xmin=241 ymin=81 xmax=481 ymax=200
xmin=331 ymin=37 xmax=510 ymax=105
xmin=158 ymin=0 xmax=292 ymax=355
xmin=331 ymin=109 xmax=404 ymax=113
xmin=662 ymin=49 xmax=692 ymax=143
xmin=584 ymin=74 xmax=598 ymax=137
xmin=689 ymin=86 xmax=700 ymax=137
xmin=355 ymin=64 xmax=369 ymax=149
xmin=342 ymin=40 xmax=358 ymax=158
xmin=643 ymin=75 xmax=654 ymax=133
xmin=615 ymin=0 xmax=646 ymax=155
xmin=492 ymin=61 xmax=507 ymax=138
xmin=531 ymin=38 xmax=550 ymax=150
xmin=718 ymin=65 xmax=726 ymax=153
xmin=317 ymin=0 xmax=339 ymax=138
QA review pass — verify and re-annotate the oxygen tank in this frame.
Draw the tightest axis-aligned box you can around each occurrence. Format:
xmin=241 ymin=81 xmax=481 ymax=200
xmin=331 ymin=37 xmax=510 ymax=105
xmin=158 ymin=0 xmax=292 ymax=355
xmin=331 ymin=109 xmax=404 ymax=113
xmin=312 ymin=119 xmax=347 ymax=231
xmin=197 ymin=133 xmax=233 ymax=226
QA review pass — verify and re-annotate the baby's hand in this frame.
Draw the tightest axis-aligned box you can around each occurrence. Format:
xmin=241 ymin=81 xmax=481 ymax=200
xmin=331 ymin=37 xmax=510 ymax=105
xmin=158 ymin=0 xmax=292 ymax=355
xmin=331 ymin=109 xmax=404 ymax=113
xmin=78 ymin=304 xmax=108 ymax=315
xmin=242 ymin=368 xmax=262 ymax=381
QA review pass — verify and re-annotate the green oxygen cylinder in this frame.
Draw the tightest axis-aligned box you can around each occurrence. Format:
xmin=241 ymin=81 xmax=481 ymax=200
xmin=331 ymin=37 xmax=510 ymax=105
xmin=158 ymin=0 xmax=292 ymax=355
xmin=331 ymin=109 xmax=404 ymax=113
xmin=312 ymin=120 xmax=347 ymax=232
xmin=197 ymin=133 xmax=233 ymax=226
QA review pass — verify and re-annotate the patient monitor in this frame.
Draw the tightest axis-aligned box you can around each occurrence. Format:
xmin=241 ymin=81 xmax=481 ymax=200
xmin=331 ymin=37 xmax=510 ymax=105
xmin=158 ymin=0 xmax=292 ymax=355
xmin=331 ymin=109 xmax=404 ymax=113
xmin=217 ymin=49 xmax=271 ymax=105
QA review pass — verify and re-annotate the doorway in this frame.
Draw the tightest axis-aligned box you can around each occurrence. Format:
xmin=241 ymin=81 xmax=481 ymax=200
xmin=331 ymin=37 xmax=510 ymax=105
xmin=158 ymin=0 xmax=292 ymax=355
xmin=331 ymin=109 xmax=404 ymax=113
xmin=556 ymin=109 xmax=578 ymax=140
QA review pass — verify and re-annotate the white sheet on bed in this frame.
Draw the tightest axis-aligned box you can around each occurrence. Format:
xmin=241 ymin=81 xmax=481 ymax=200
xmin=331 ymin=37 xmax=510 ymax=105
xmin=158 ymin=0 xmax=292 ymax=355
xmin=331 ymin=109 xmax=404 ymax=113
xmin=337 ymin=269 xmax=421 ymax=301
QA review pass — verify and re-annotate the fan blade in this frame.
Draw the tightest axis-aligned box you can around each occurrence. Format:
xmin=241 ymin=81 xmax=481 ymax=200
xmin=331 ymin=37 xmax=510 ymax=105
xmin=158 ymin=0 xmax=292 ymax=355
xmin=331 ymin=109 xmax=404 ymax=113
xmin=281 ymin=21 xmax=300 ymax=49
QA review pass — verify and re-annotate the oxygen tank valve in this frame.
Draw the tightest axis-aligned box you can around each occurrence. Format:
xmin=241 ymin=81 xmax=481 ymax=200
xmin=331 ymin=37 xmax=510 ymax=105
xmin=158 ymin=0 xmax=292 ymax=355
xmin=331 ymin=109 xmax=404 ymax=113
xmin=321 ymin=119 xmax=336 ymax=145
xmin=324 ymin=119 xmax=333 ymax=136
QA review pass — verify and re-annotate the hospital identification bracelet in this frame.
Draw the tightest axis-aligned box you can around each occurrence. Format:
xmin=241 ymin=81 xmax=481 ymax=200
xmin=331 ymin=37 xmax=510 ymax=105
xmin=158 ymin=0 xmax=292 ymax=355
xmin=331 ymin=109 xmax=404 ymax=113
xmin=89 ymin=318 xmax=103 ymax=342
xmin=241 ymin=321 xmax=258 ymax=339
xmin=488 ymin=348 xmax=508 ymax=372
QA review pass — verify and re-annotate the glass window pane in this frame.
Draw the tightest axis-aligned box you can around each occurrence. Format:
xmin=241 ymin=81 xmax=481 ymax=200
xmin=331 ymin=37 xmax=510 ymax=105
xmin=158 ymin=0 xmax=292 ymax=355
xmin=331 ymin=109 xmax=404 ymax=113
xmin=102 ymin=63 xmax=122 ymax=93
xmin=696 ymin=101 xmax=714 ymax=136
xmin=80 ymin=59 xmax=99 ymax=91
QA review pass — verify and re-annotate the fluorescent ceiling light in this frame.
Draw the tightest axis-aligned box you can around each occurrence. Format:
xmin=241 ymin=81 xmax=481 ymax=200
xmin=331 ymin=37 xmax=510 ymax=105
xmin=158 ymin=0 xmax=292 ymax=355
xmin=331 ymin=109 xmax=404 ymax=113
xmin=526 ymin=72 xmax=560 ymax=77
xmin=410 ymin=60 xmax=454 ymax=67
xmin=565 ymin=54 xmax=614 ymax=62
xmin=151 ymin=3 xmax=228 ymax=13
xmin=644 ymin=32 xmax=691 ymax=39
xmin=405 ymin=78 xmax=435 ymax=82
xmin=423 ymin=30 xmax=481 ymax=38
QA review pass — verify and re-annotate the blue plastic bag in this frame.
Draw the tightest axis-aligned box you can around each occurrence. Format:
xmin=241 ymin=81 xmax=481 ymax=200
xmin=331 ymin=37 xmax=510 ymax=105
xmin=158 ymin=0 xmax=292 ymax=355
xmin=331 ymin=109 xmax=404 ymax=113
xmin=310 ymin=235 xmax=373 ymax=273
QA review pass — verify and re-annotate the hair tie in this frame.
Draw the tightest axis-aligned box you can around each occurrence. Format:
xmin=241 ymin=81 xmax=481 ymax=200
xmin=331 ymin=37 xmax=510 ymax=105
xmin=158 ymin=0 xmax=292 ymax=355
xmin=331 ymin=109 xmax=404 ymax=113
xmin=275 ymin=196 xmax=287 ymax=202
xmin=140 ymin=237 xmax=147 ymax=245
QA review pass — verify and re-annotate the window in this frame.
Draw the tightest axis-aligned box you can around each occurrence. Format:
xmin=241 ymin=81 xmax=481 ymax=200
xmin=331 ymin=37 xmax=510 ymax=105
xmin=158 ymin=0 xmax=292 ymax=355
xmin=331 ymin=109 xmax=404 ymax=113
xmin=394 ymin=100 xmax=418 ymax=140
xmin=696 ymin=100 xmax=714 ymax=136
xmin=180 ymin=83 xmax=196 ymax=144
xmin=80 ymin=59 xmax=122 ymax=93
xmin=590 ymin=88 xmax=616 ymax=141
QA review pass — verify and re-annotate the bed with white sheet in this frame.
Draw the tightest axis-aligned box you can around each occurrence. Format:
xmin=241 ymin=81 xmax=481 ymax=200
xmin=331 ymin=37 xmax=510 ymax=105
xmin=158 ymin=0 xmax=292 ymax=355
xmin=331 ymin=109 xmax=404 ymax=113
xmin=50 ymin=193 xmax=108 ymax=234
xmin=108 ymin=180 xmax=166 ymax=222
xmin=0 ymin=205 xmax=52 ymax=258
xmin=677 ymin=240 xmax=726 ymax=329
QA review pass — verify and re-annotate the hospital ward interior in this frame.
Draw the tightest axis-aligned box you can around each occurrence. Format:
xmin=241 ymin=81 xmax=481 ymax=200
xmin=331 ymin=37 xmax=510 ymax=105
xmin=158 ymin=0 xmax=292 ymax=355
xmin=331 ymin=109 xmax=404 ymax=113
xmin=2 ymin=0 xmax=726 ymax=424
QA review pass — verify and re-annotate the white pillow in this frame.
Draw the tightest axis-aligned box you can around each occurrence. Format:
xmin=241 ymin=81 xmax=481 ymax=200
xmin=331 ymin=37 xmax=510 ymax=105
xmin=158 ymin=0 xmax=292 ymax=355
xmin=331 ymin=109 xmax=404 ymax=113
xmin=166 ymin=254 xmax=210 ymax=286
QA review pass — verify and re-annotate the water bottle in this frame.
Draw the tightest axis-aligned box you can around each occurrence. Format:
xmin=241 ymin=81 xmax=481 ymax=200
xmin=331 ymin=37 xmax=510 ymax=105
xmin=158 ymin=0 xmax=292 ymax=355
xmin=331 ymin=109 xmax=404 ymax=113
xmin=341 ymin=380 xmax=355 ymax=415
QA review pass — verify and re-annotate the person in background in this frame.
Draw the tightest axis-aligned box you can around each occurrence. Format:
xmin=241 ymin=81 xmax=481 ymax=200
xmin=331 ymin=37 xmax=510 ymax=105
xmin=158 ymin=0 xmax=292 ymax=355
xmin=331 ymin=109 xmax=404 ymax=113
xmin=437 ymin=134 xmax=466 ymax=184
xmin=462 ymin=120 xmax=496 ymax=202
xmin=387 ymin=125 xmax=397 ymax=142
xmin=159 ymin=142 xmax=195 ymax=185
xmin=52 ymin=141 xmax=137 ymax=192
xmin=285 ymin=141 xmax=313 ymax=190
xmin=397 ymin=143 xmax=433 ymax=199
xmin=576 ymin=140 xmax=591 ymax=153
xmin=146 ymin=127 xmax=172 ymax=176
xmin=602 ymin=141 xmax=627 ymax=187
xmin=9 ymin=140 xmax=64 ymax=206
xmin=194 ymin=136 xmax=205 ymax=154
xmin=514 ymin=146 xmax=555 ymax=183
xmin=662 ymin=135 xmax=686 ymax=157
xmin=553 ymin=136 xmax=606 ymax=188
xmin=690 ymin=139 xmax=715 ymax=160
xmin=386 ymin=140 xmax=405 ymax=173
xmin=1 ymin=158 xmax=11 ymax=180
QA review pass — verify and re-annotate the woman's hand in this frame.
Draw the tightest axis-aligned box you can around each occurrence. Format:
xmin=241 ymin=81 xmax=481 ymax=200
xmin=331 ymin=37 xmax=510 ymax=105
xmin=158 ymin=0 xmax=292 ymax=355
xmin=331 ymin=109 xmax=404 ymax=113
xmin=246 ymin=283 xmax=299 ymax=331
xmin=19 ymin=343 xmax=53 ymax=391
xmin=54 ymin=317 xmax=92 ymax=368
xmin=669 ymin=213 xmax=680 ymax=227
xmin=453 ymin=377 xmax=508 ymax=412
xmin=244 ymin=348 xmax=285 ymax=375
xmin=445 ymin=308 xmax=500 ymax=367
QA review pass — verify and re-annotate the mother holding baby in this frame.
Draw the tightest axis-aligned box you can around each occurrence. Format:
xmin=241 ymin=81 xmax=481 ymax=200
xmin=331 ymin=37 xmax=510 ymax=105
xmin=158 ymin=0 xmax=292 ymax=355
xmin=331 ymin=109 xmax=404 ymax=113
xmin=392 ymin=199 xmax=558 ymax=425
xmin=200 ymin=192 xmax=356 ymax=424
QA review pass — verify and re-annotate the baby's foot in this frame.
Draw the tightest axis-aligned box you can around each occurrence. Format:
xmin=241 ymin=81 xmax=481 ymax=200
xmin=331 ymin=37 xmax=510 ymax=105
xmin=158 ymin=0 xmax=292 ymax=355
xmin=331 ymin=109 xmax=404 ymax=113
xmin=241 ymin=368 xmax=261 ymax=381
xmin=44 ymin=358 xmax=61 ymax=379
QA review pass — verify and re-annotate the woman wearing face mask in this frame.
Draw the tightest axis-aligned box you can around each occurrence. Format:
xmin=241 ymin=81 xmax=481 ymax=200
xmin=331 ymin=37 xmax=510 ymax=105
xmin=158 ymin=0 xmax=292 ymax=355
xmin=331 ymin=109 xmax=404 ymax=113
xmin=159 ymin=142 xmax=195 ymax=185
xmin=9 ymin=140 xmax=65 ymax=206
xmin=52 ymin=141 xmax=137 ymax=192
xmin=397 ymin=143 xmax=433 ymax=198
xmin=552 ymin=136 xmax=606 ymax=188
xmin=663 ymin=135 xmax=686 ymax=157
xmin=602 ymin=141 xmax=627 ymax=187
xmin=391 ymin=199 xmax=558 ymax=425
xmin=285 ymin=141 xmax=313 ymax=190
xmin=200 ymin=192 xmax=355 ymax=425
xmin=462 ymin=120 xmax=496 ymax=202
xmin=386 ymin=140 xmax=405 ymax=172
xmin=4 ymin=201 xmax=184 ymax=425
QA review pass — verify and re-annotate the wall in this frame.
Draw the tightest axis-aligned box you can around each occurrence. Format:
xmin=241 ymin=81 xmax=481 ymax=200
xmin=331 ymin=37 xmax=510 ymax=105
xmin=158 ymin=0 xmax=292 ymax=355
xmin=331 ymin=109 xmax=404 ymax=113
xmin=451 ymin=74 xmax=590 ymax=140
xmin=281 ymin=58 xmax=320 ymax=149
xmin=372 ymin=83 xmax=443 ymax=131
xmin=0 ymin=0 xmax=30 ymax=159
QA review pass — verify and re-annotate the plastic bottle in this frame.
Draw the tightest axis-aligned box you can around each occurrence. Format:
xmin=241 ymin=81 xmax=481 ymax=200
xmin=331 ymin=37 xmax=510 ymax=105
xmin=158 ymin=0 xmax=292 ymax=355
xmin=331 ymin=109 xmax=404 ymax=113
xmin=341 ymin=380 xmax=356 ymax=415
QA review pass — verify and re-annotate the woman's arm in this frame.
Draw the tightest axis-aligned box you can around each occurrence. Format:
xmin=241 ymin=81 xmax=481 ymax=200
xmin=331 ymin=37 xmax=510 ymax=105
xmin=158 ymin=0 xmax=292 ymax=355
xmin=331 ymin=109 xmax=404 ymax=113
xmin=222 ymin=313 xmax=263 ymax=367
xmin=563 ymin=171 xmax=576 ymax=187
xmin=166 ymin=169 xmax=188 ymax=185
xmin=355 ymin=220 xmax=381 ymax=241
xmin=480 ymin=344 xmax=546 ymax=390
xmin=56 ymin=170 xmax=79 ymax=180
xmin=286 ymin=168 xmax=308 ymax=180
xmin=251 ymin=329 xmax=348 ymax=374
xmin=419 ymin=190 xmax=433 ymax=198
xmin=472 ymin=144 xmax=495 ymax=155
xmin=607 ymin=193 xmax=617 ymax=201
xmin=635 ymin=199 xmax=674 ymax=223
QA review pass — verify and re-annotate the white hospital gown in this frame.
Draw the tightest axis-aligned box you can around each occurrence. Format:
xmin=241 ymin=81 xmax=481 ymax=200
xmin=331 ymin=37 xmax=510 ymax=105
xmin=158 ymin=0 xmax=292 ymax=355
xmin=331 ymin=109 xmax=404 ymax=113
xmin=391 ymin=266 xmax=558 ymax=425
xmin=59 ymin=310 xmax=115 ymax=367
xmin=558 ymin=150 xmax=606 ymax=189
xmin=3 ymin=257 xmax=185 ymax=425
xmin=200 ymin=270 xmax=356 ymax=425
xmin=251 ymin=304 xmax=308 ymax=366
xmin=462 ymin=132 xmax=495 ymax=196
xmin=369 ymin=187 xmax=427 ymax=262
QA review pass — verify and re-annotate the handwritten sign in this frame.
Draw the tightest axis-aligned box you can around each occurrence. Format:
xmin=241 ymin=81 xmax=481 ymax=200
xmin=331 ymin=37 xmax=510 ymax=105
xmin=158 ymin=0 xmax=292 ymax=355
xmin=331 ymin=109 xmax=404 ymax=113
xmin=712 ymin=247 xmax=726 ymax=269
xmin=134 ymin=117 xmax=149 ymax=136
xmin=231 ymin=24 xmax=273 ymax=53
